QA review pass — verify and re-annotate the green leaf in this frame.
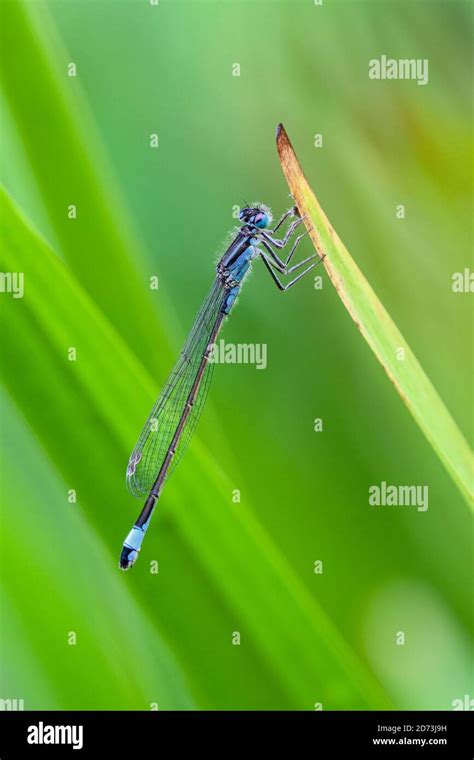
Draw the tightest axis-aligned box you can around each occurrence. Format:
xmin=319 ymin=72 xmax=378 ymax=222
xmin=276 ymin=124 xmax=473 ymax=508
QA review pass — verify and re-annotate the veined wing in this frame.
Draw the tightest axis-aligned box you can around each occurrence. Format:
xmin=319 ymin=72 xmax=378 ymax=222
xmin=126 ymin=277 xmax=226 ymax=498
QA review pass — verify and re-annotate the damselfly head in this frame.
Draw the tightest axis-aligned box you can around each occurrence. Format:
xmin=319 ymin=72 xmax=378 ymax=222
xmin=239 ymin=204 xmax=272 ymax=229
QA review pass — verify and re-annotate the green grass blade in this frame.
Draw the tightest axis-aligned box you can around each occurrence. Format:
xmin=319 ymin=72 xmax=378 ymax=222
xmin=0 ymin=0 xmax=170 ymax=372
xmin=0 ymin=400 xmax=195 ymax=710
xmin=1 ymin=187 xmax=392 ymax=709
xmin=276 ymin=124 xmax=473 ymax=508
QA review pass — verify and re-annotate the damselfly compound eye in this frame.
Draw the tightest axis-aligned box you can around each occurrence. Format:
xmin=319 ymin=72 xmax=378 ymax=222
xmin=254 ymin=212 xmax=269 ymax=229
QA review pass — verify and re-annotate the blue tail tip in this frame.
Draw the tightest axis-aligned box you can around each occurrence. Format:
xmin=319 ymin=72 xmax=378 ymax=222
xmin=119 ymin=546 xmax=138 ymax=570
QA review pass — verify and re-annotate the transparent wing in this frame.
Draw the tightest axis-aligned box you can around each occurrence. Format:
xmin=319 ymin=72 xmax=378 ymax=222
xmin=126 ymin=278 xmax=226 ymax=498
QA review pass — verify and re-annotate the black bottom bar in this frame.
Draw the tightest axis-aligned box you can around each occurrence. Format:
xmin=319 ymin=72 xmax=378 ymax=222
xmin=0 ymin=710 xmax=472 ymax=756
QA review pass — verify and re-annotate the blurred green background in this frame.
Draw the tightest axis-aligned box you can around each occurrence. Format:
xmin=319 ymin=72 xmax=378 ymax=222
xmin=0 ymin=0 xmax=472 ymax=710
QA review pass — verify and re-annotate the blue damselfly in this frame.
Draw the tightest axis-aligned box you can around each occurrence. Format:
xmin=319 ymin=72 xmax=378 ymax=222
xmin=120 ymin=204 xmax=323 ymax=569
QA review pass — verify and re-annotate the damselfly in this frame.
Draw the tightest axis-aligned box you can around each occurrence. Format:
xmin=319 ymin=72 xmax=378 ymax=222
xmin=120 ymin=203 xmax=323 ymax=569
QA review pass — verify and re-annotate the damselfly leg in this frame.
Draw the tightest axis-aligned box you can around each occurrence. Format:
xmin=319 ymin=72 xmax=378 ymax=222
xmin=259 ymin=217 xmax=324 ymax=289
xmin=262 ymin=216 xmax=306 ymax=249
xmin=261 ymin=228 xmax=314 ymax=272
xmin=270 ymin=205 xmax=298 ymax=234
xmin=261 ymin=242 xmax=317 ymax=276
xmin=259 ymin=250 xmax=323 ymax=291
